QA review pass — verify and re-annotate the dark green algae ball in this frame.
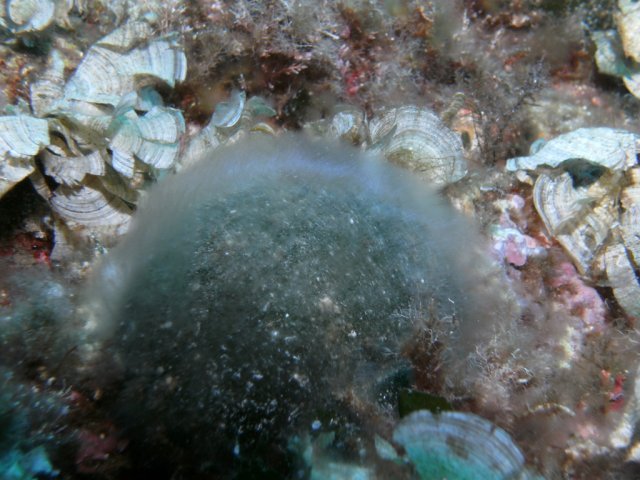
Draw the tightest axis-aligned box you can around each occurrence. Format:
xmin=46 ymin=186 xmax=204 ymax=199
xmin=93 ymin=135 xmax=477 ymax=477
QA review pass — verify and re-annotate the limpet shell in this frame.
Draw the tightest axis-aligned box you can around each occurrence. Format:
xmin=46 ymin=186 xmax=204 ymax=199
xmin=179 ymin=123 xmax=220 ymax=170
xmin=368 ymin=106 xmax=467 ymax=185
xmin=249 ymin=122 xmax=276 ymax=136
xmin=392 ymin=410 xmax=533 ymax=480
xmin=64 ymin=39 xmax=186 ymax=106
xmin=0 ymin=16 xmax=192 ymax=248
xmin=329 ymin=106 xmax=365 ymax=144
xmin=0 ymin=115 xmax=49 ymax=198
xmin=211 ymin=90 xmax=246 ymax=129
xmin=0 ymin=159 xmax=36 ymax=198
xmin=42 ymin=148 xmax=106 ymax=186
xmin=623 ymin=70 xmax=640 ymax=100
xmin=96 ymin=19 xmax=155 ymax=51
xmin=28 ymin=168 xmax=51 ymax=200
xmin=98 ymin=166 xmax=140 ymax=205
xmin=591 ymin=27 xmax=640 ymax=100
xmin=49 ymin=217 xmax=75 ymax=261
xmin=592 ymin=30 xmax=628 ymax=78
xmin=506 ymin=128 xmax=639 ymax=172
xmin=245 ymin=96 xmax=277 ymax=118
xmin=533 ymin=171 xmax=618 ymax=274
xmin=0 ymin=115 xmax=49 ymax=160
xmin=109 ymin=106 xmax=185 ymax=177
xmin=135 ymin=87 xmax=164 ymax=111
xmin=616 ymin=0 xmax=640 ymax=63
xmin=5 ymin=0 xmax=55 ymax=33
xmin=30 ymin=49 xmax=66 ymax=117
xmin=50 ymin=177 xmax=132 ymax=239
xmin=603 ymin=242 xmax=640 ymax=319
xmin=602 ymin=167 xmax=640 ymax=318
xmin=55 ymin=101 xmax=114 ymax=143
xmin=619 ymin=168 xmax=640 ymax=263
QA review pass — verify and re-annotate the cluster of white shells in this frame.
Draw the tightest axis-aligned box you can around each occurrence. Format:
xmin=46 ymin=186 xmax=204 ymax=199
xmin=0 ymin=9 xmax=277 ymax=258
xmin=0 ymin=14 xmax=189 ymax=257
xmin=0 ymin=0 xmax=472 ymax=260
xmin=0 ymin=0 xmax=170 ymax=35
xmin=0 ymin=33 xmax=468 ymax=259
xmin=507 ymin=127 xmax=640 ymax=318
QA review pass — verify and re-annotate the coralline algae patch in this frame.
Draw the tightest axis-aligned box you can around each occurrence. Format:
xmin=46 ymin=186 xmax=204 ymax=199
xmin=490 ymin=194 xmax=546 ymax=267
xmin=88 ymin=136 xmax=499 ymax=477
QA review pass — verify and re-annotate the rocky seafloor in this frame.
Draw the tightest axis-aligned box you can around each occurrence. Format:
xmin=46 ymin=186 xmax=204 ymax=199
xmin=1 ymin=1 xmax=640 ymax=479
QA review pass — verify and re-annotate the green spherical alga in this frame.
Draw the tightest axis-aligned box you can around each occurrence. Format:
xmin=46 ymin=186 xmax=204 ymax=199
xmin=91 ymin=135 xmax=483 ymax=477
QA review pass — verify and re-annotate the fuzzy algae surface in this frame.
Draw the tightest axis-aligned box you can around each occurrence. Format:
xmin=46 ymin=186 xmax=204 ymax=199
xmin=90 ymin=136 xmax=490 ymax=476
